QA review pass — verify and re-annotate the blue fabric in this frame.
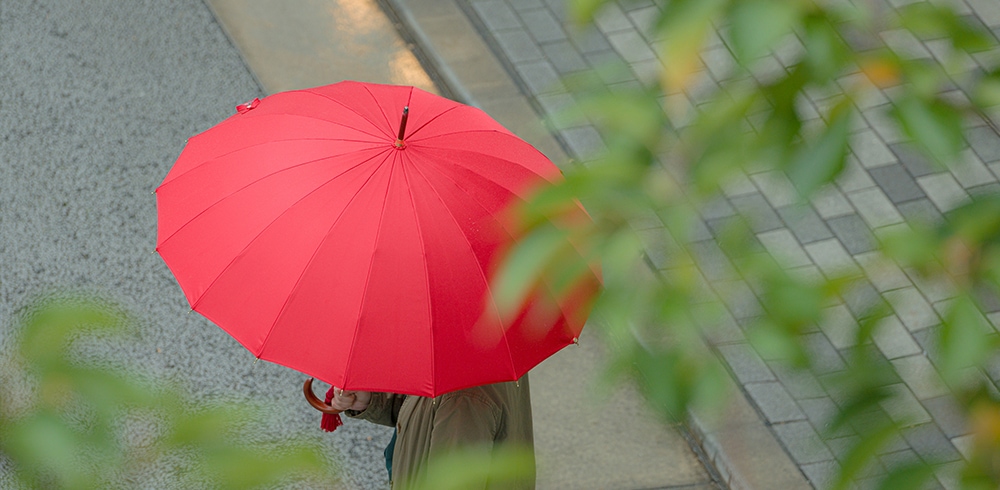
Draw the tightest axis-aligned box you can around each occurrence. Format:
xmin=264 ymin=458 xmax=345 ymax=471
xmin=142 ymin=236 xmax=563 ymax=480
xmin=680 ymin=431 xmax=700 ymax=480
xmin=385 ymin=428 xmax=397 ymax=478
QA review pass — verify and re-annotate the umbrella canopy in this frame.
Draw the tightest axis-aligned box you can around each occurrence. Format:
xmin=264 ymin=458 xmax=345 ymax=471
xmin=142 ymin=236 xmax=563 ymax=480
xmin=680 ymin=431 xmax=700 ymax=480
xmin=156 ymin=81 xmax=599 ymax=397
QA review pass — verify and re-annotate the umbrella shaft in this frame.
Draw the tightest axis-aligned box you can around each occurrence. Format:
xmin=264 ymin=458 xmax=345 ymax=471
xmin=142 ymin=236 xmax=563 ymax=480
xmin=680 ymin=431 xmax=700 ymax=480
xmin=395 ymin=106 xmax=409 ymax=148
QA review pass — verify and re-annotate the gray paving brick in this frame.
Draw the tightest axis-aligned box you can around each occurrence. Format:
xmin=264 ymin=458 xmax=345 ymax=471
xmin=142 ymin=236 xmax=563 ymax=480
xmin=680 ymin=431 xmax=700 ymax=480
xmin=592 ymin=1 xmax=632 ymax=33
xmin=917 ymin=173 xmax=971 ymax=213
xmin=558 ymin=125 xmax=606 ymax=159
xmin=880 ymin=383 xmax=933 ymax=425
xmin=717 ymin=342 xmax=775 ymax=383
xmin=567 ymin=25 xmax=612 ymax=54
xmin=494 ymin=28 xmax=546 ymax=62
xmin=827 ymin=214 xmax=876 ymax=254
xmin=701 ymin=45 xmax=736 ymax=82
xmin=855 ymin=251 xmax=913 ymax=292
xmin=952 ymin=148 xmax=996 ymax=188
xmin=873 ymin=316 xmax=922 ymax=360
xmin=826 ymin=435 xmax=886 ymax=478
xmin=893 ymin=354 xmax=950 ymax=399
xmin=626 ymin=5 xmax=661 ymax=41
xmin=847 ymin=187 xmax=905 ymax=228
xmin=800 ymin=460 xmax=840 ymax=490
xmin=770 ymin=362 xmax=827 ymax=399
xmin=890 ymin=142 xmax=940 ymax=177
xmin=846 ymin=407 xmax=911 ymax=454
xmin=936 ymin=460 xmax=964 ymax=490
xmin=812 ymin=185 xmax=855 ymax=219
xmin=751 ymin=171 xmax=800 ymax=208
xmin=757 ymin=229 xmax=813 ymax=268
xmin=582 ymin=50 xmax=636 ymax=84
xmin=952 ymin=433 xmax=975 ymax=460
xmin=967 ymin=0 xmax=1000 ymax=27
xmin=514 ymin=59 xmax=564 ymax=93
xmin=745 ymin=381 xmax=807 ymax=423
xmin=772 ymin=420 xmax=835 ymax=464
xmin=535 ymin=92 xmax=579 ymax=127
xmin=519 ymin=7 xmax=566 ymax=43
xmin=868 ymin=163 xmax=926 ymax=203
xmin=606 ymin=29 xmax=657 ymax=63
xmin=508 ymin=0 xmax=546 ymax=12
xmin=967 ymin=125 xmax=1000 ymax=163
xmin=820 ymin=304 xmax=859 ymax=349
xmin=805 ymin=238 xmax=859 ymax=278
xmin=714 ymin=279 xmax=764 ymax=319
xmin=862 ymin=104 xmax=907 ymax=144
xmin=730 ymin=193 xmax=783 ymax=233
xmin=897 ymin=198 xmax=945 ymax=225
xmin=852 ymin=129 xmax=898 ymax=169
xmin=843 ymin=280 xmax=885 ymax=319
xmin=635 ymin=227 xmax=672 ymax=269
xmin=805 ymin=331 xmax=847 ymax=374
xmin=799 ymin=396 xmax=854 ymax=438
xmin=881 ymin=28 xmax=934 ymax=59
xmin=691 ymin=238 xmax=738 ymax=279
xmin=901 ymin=423 xmax=962 ymax=463
xmin=879 ymin=449 xmax=922 ymax=473
xmin=541 ymin=0 xmax=567 ymax=19
xmin=968 ymin=181 xmax=1000 ymax=197
xmin=701 ymin=196 xmax=736 ymax=220
xmin=885 ymin=287 xmax=940 ymax=332
xmin=541 ymin=40 xmax=588 ymax=75
xmin=837 ymin=156 xmax=878 ymax=192
xmin=779 ymin=205 xmax=835 ymax=244
xmin=837 ymin=72 xmax=888 ymax=109
xmin=471 ymin=0 xmax=522 ymax=30
xmin=629 ymin=58 xmax=662 ymax=87
xmin=922 ymin=395 xmax=969 ymax=439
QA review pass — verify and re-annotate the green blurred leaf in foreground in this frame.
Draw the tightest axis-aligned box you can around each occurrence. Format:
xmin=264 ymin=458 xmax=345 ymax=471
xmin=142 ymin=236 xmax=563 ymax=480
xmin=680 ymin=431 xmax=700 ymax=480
xmin=0 ymin=295 xmax=332 ymax=489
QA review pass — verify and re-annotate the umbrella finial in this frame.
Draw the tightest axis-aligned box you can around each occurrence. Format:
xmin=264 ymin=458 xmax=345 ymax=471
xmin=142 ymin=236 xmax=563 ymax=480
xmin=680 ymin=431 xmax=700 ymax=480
xmin=394 ymin=106 xmax=409 ymax=149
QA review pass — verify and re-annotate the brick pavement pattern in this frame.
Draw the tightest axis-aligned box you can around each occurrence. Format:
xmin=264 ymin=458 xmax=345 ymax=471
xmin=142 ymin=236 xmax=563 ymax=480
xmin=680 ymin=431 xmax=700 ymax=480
xmin=455 ymin=0 xmax=1000 ymax=488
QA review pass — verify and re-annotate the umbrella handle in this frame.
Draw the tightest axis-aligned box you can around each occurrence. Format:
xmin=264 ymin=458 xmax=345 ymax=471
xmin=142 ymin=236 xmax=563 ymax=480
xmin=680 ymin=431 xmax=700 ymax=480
xmin=302 ymin=378 xmax=343 ymax=415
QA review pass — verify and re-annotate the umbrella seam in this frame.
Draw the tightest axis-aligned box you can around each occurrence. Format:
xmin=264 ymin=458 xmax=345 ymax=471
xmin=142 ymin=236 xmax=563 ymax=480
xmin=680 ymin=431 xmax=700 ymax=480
xmin=258 ymin=149 xmax=395 ymax=362
xmin=159 ymin=137 xmax=385 ymax=189
xmin=239 ymin=111 xmax=389 ymax=140
xmin=404 ymin=104 xmax=462 ymax=140
xmin=295 ymin=85 xmax=395 ymax=139
xmin=407 ymin=154 xmax=519 ymax=380
xmin=186 ymin=149 xmax=391 ymax=317
xmin=338 ymin=151 xmax=399 ymax=389
xmin=158 ymin=147 xmax=385 ymax=248
xmin=399 ymin=152 xmax=437 ymax=393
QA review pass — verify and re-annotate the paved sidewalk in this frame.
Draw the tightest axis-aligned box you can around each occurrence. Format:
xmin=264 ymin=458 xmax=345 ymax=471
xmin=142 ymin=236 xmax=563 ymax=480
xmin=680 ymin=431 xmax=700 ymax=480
xmin=393 ymin=0 xmax=1000 ymax=489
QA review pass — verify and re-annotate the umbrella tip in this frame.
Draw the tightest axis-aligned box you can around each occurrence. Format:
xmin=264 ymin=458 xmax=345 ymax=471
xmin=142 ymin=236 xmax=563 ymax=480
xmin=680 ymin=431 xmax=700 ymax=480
xmin=395 ymin=106 xmax=410 ymax=149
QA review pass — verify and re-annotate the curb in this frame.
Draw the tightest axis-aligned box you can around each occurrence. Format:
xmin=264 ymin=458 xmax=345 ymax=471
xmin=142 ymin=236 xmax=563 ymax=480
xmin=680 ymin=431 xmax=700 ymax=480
xmin=383 ymin=1 xmax=814 ymax=489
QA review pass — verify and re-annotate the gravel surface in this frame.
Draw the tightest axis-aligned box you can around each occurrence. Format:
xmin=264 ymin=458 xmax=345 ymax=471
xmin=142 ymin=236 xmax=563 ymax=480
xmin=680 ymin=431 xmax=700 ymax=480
xmin=0 ymin=1 xmax=390 ymax=488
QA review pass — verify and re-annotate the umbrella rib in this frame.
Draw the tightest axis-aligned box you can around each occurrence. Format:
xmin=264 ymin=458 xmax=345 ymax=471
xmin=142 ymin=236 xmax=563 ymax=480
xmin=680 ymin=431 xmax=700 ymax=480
xmin=336 ymin=151 xmax=399 ymax=389
xmin=299 ymin=88 xmax=395 ymax=140
xmin=158 ymin=146 xmax=384 ymax=247
xmin=403 ymin=104 xmax=462 ymax=140
xmin=361 ymin=84 xmax=413 ymax=140
xmin=399 ymin=154 xmax=437 ymax=391
xmin=160 ymin=135 xmax=385 ymax=187
xmin=407 ymin=161 xmax=519 ymax=379
xmin=187 ymin=149 xmax=392 ymax=312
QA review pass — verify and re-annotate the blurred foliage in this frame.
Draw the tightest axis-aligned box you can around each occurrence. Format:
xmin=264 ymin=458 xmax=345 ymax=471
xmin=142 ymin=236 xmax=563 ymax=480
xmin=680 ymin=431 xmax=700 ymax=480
xmin=0 ymin=295 xmax=333 ymax=489
xmin=496 ymin=0 xmax=1000 ymax=488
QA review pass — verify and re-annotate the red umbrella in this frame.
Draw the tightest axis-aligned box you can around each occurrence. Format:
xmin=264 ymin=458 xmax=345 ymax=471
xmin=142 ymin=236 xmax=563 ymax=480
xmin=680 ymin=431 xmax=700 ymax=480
xmin=156 ymin=81 xmax=599 ymax=398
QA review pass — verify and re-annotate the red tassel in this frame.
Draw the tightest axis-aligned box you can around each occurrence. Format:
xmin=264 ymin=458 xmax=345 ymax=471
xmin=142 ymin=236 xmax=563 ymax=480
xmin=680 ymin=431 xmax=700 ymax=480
xmin=321 ymin=386 xmax=343 ymax=432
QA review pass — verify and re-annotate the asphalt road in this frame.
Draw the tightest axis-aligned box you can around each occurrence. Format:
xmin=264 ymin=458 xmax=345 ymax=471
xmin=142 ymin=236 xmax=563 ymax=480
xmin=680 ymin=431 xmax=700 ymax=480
xmin=0 ymin=1 xmax=390 ymax=487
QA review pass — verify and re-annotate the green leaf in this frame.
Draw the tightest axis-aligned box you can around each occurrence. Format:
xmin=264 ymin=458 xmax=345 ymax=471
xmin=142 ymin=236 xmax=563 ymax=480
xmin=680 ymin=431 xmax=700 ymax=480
xmin=568 ymin=0 xmax=614 ymax=23
xmin=890 ymin=94 xmax=964 ymax=165
xmin=728 ymin=0 xmax=800 ymax=64
xmin=802 ymin=12 xmax=851 ymax=82
xmin=785 ymin=100 xmax=852 ymax=196
xmin=938 ymin=294 xmax=998 ymax=379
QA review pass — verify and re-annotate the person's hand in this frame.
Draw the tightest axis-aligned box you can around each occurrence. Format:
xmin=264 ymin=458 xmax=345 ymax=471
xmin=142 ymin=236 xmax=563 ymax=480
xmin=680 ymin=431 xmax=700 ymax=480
xmin=329 ymin=387 xmax=371 ymax=412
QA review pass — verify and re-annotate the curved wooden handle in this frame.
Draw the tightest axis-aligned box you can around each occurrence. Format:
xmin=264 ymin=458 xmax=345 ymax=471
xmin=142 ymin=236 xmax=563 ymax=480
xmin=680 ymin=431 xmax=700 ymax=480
xmin=302 ymin=378 xmax=343 ymax=415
